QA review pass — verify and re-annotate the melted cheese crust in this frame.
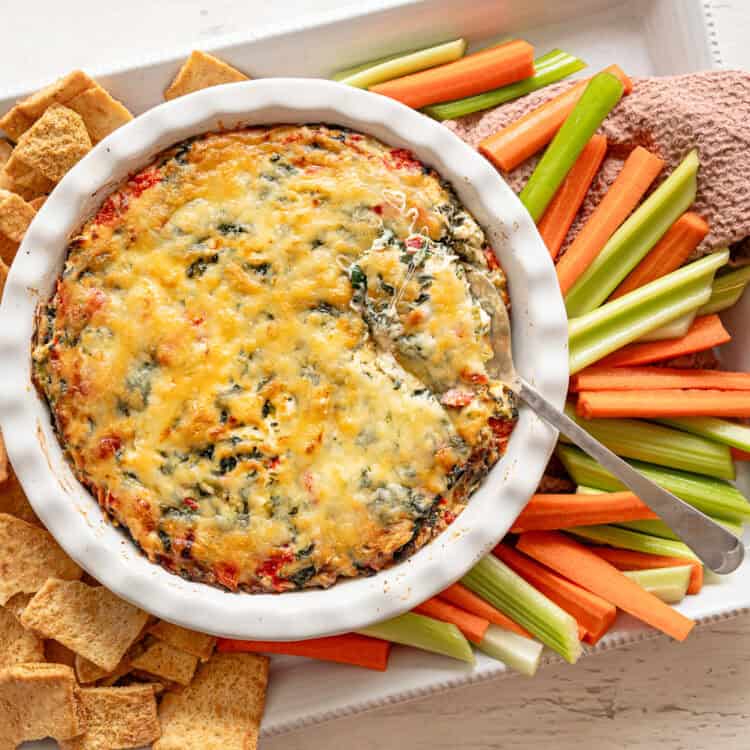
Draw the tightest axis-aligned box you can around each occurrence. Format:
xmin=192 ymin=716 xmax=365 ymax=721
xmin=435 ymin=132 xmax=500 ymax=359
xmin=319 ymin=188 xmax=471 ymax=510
xmin=33 ymin=125 xmax=516 ymax=592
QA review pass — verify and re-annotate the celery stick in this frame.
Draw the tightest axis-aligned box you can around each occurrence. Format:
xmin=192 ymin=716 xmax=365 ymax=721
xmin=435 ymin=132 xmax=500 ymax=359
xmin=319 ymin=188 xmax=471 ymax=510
xmin=576 ymin=484 xmax=601 ymax=494
xmin=520 ymin=72 xmax=624 ymax=222
xmin=335 ymin=39 xmax=467 ymax=88
xmin=557 ymin=444 xmax=750 ymax=523
xmin=562 ymin=403 xmax=734 ymax=479
xmin=358 ymin=612 xmax=474 ymax=663
xmin=638 ymin=309 xmax=697 ymax=342
xmin=566 ymin=524 xmax=699 ymax=561
xmin=567 ymin=250 xmax=728 ymax=373
xmin=616 ymin=520 xmax=681 ymax=540
xmin=623 ymin=566 xmax=692 ymax=603
xmin=423 ymin=49 xmax=586 ymax=120
xmin=476 ymin=624 xmax=543 ymax=676
xmin=657 ymin=417 xmax=750 ymax=453
xmin=565 ymin=150 xmax=700 ymax=317
xmin=698 ymin=263 xmax=750 ymax=315
xmin=332 ymin=52 xmax=406 ymax=80
xmin=462 ymin=556 xmax=582 ymax=663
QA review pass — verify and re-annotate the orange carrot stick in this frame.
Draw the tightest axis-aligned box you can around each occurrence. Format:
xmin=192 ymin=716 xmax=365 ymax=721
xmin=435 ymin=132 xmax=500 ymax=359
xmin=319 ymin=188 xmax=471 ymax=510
xmin=555 ymin=146 xmax=665 ymax=294
xmin=590 ymin=547 xmax=703 ymax=595
xmin=414 ymin=596 xmax=489 ymax=644
xmin=510 ymin=492 xmax=657 ymax=533
xmin=516 ymin=531 xmax=694 ymax=641
xmin=494 ymin=543 xmax=617 ymax=645
xmin=479 ymin=65 xmax=632 ymax=172
xmin=217 ymin=633 xmax=391 ymax=671
xmin=537 ymin=134 xmax=608 ymax=259
xmin=369 ymin=40 xmax=535 ymax=109
xmin=732 ymin=447 xmax=750 ymax=461
xmin=610 ymin=212 xmax=709 ymax=298
xmin=438 ymin=582 xmax=532 ymax=638
xmin=595 ymin=315 xmax=730 ymax=367
xmin=577 ymin=389 xmax=750 ymax=419
xmin=570 ymin=366 xmax=750 ymax=392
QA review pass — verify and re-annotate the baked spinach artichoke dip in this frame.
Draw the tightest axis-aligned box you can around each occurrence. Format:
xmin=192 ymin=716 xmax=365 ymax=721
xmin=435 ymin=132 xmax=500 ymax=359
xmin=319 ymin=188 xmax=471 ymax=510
xmin=32 ymin=125 xmax=517 ymax=593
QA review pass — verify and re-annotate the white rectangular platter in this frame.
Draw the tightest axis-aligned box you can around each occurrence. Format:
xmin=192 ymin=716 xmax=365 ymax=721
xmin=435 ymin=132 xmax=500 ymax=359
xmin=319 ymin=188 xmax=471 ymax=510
xmin=7 ymin=0 xmax=748 ymax=743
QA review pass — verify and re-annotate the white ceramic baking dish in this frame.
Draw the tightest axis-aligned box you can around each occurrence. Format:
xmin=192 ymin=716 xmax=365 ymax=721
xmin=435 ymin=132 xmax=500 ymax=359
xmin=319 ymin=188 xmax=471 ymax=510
xmin=0 ymin=78 xmax=568 ymax=641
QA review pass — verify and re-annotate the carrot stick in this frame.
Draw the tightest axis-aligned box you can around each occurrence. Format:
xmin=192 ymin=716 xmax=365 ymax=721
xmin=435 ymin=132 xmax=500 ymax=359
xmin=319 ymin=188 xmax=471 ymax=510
xmin=570 ymin=366 xmax=750 ymax=393
xmin=511 ymin=492 xmax=657 ymax=532
xmin=479 ymin=65 xmax=631 ymax=172
xmin=537 ymin=134 xmax=607 ymax=259
xmin=414 ymin=596 xmax=489 ymax=644
xmin=516 ymin=531 xmax=694 ymax=641
xmin=217 ymin=633 xmax=391 ymax=671
xmin=595 ymin=314 xmax=730 ymax=367
xmin=555 ymin=147 xmax=665 ymax=294
xmin=590 ymin=547 xmax=703 ymax=595
xmin=494 ymin=543 xmax=617 ymax=645
xmin=369 ymin=40 xmax=535 ymax=109
xmin=438 ymin=582 xmax=533 ymax=638
xmin=611 ymin=212 xmax=709 ymax=298
xmin=577 ymin=389 xmax=750 ymax=419
xmin=732 ymin=447 xmax=750 ymax=461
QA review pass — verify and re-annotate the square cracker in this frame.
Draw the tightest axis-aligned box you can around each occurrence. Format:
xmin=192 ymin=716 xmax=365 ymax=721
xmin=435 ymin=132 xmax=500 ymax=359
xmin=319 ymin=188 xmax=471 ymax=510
xmin=0 ymin=188 xmax=36 ymax=243
xmin=11 ymin=104 xmax=91 ymax=183
xmin=45 ymin=639 xmax=77 ymax=668
xmin=129 ymin=638 xmax=198 ymax=686
xmin=59 ymin=685 xmax=161 ymax=750
xmin=0 ymin=513 xmax=81 ymax=605
xmin=4 ymin=592 xmax=34 ymax=621
xmin=0 ymin=69 xmax=92 ymax=141
xmin=0 ymin=605 xmax=45 ymax=667
xmin=155 ymin=652 xmax=269 ymax=750
xmin=21 ymin=579 xmax=148 ymax=671
xmin=0 ymin=140 xmax=11 ymax=167
xmin=0 ymin=151 xmax=55 ymax=201
xmin=0 ymin=663 xmax=82 ymax=746
xmin=148 ymin=620 xmax=216 ymax=661
xmin=165 ymin=50 xmax=249 ymax=100
xmin=66 ymin=85 xmax=133 ymax=143
xmin=0 ymin=463 xmax=42 ymax=525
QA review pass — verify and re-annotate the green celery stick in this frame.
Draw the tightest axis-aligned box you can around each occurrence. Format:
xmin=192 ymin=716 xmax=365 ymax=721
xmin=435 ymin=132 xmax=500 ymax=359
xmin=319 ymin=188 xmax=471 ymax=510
xmin=616 ymin=520 xmax=681 ymax=540
xmin=638 ymin=309 xmax=697 ymax=342
xmin=476 ymin=624 xmax=543 ymax=676
xmin=568 ymin=250 xmax=729 ymax=373
xmin=566 ymin=524 xmax=699 ymax=561
xmin=332 ymin=51 xmax=406 ymax=80
xmin=520 ymin=71 xmax=624 ymax=222
xmin=358 ymin=612 xmax=474 ymax=663
xmin=462 ymin=555 xmax=582 ymax=663
xmin=657 ymin=417 xmax=750 ymax=453
xmin=562 ymin=402 xmax=734 ymax=479
xmin=556 ymin=443 xmax=750 ymax=523
xmin=334 ymin=39 xmax=467 ymax=88
xmin=697 ymin=263 xmax=750 ymax=315
xmin=565 ymin=150 xmax=700 ymax=316
xmin=423 ymin=49 xmax=586 ymax=120
xmin=623 ymin=566 xmax=692 ymax=603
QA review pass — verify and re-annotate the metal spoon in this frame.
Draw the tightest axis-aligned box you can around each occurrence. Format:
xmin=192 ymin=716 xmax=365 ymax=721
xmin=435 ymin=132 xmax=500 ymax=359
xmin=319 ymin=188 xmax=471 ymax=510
xmin=467 ymin=268 xmax=745 ymax=575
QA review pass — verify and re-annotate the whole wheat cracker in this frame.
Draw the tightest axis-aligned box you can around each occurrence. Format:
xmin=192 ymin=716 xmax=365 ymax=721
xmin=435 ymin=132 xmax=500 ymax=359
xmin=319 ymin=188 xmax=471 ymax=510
xmin=155 ymin=652 xmax=269 ymax=750
xmin=12 ymin=104 xmax=91 ymax=183
xmin=0 ymin=151 xmax=55 ymax=201
xmin=0 ymin=69 xmax=92 ymax=141
xmin=0 ymin=463 xmax=42 ymax=525
xmin=0 ymin=663 xmax=82 ymax=746
xmin=21 ymin=578 xmax=148 ymax=671
xmin=0 ymin=513 xmax=81 ymax=605
xmin=129 ymin=638 xmax=199 ymax=686
xmin=59 ymin=685 xmax=161 ymax=750
xmin=165 ymin=50 xmax=249 ymax=101
xmin=0 ymin=140 xmax=11 ymax=167
xmin=0 ymin=605 xmax=44 ymax=667
xmin=66 ymin=85 xmax=133 ymax=143
xmin=0 ymin=188 xmax=36 ymax=243
xmin=148 ymin=620 xmax=216 ymax=661
xmin=75 ymin=652 xmax=111 ymax=684
xmin=44 ymin=639 xmax=77 ymax=668
xmin=4 ymin=592 xmax=34 ymax=621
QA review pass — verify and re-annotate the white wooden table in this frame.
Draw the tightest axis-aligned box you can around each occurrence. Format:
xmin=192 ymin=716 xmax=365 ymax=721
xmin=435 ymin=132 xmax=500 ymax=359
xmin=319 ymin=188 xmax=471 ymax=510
xmin=2 ymin=2 xmax=748 ymax=748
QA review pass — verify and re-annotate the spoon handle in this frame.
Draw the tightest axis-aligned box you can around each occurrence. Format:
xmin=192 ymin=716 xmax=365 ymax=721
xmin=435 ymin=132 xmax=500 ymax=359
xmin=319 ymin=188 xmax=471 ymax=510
xmin=518 ymin=377 xmax=745 ymax=575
